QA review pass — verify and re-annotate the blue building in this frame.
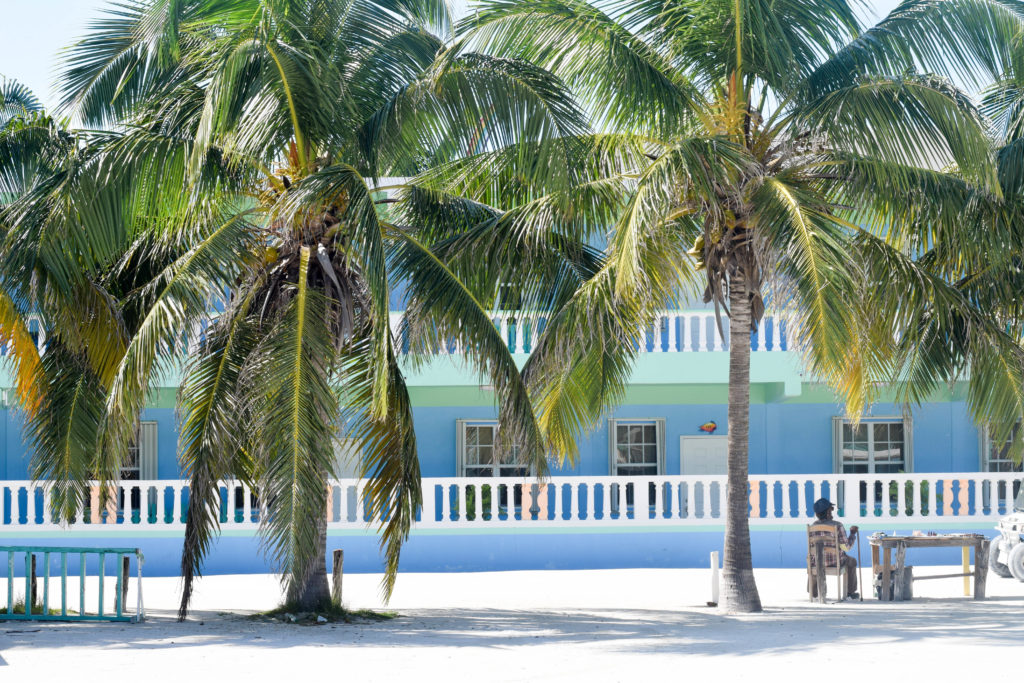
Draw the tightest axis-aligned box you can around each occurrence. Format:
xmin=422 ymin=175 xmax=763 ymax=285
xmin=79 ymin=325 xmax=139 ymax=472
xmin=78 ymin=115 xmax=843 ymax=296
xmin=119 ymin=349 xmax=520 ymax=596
xmin=1 ymin=309 xmax=1019 ymax=576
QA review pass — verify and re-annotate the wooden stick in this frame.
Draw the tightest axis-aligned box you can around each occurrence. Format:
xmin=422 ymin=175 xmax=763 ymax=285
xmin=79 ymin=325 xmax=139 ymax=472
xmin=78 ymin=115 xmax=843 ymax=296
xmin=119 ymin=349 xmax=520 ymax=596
xmin=962 ymin=547 xmax=970 ymax=597
xmin=331 ymin=549 xmax=344 ymax=608
xmin=856 ymin=533 xmax=863 ymax=602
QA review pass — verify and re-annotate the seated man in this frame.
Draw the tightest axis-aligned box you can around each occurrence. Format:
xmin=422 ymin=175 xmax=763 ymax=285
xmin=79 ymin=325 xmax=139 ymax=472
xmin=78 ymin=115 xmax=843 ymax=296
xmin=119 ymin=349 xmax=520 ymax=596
xmin=809 ymin=497 xmax=859 ymax=599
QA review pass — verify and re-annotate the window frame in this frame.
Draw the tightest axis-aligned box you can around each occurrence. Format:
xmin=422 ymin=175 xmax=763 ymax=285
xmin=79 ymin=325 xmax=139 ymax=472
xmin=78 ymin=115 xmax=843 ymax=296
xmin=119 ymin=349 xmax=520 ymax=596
xmin=979 ymin=423 xmax=1024 ymax=473
xmin=831 ymin=416 xmax=913 ymax=474
xmin=608 ymin=418 xmax=666 ymax=476
xmin=455 ymin=419 xmax=531 ymax=478
xmin=123 ymin=420 xmax=158 ymax=480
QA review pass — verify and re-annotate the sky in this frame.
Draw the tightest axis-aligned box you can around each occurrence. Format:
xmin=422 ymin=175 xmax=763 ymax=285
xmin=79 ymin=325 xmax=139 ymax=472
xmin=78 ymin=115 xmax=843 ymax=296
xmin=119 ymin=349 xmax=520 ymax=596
xmin=1 ymin=0 xmax=902 ymax=112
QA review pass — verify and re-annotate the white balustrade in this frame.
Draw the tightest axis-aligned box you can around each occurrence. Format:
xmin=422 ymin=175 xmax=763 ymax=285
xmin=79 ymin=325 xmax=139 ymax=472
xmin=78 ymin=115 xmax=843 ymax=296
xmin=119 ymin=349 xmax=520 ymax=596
xmin=389 ymin=310 xmax=790 ymax=356
xmin=4 ymin=473 xmax=1015 ymax=531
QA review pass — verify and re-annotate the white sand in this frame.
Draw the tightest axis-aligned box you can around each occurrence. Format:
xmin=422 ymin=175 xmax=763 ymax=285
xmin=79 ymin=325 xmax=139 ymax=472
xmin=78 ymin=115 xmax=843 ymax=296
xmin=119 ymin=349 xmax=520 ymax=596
xmin=3 ymin=566 xmax=1023 ymax=682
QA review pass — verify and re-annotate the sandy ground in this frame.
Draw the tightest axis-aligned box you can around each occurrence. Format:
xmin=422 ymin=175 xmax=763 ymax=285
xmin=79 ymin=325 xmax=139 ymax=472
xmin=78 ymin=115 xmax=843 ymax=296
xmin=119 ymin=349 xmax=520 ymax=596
xmin=2 ymin=564 xmax=1023 ymax=682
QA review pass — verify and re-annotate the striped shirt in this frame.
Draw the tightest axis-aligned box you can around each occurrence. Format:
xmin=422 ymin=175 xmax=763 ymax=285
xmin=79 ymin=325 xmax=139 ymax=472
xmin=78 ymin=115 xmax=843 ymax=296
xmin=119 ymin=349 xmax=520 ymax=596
xmin=808 ymin=518 xmax=854 ymax=568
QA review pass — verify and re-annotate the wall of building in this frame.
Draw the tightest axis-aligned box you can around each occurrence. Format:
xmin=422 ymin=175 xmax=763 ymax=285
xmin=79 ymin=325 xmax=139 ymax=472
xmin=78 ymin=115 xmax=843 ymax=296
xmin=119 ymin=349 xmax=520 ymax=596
xmin=0 ymin=386 xmax=988 ymax=480
xmin=4 ymin=520 xmax=999 ymax=577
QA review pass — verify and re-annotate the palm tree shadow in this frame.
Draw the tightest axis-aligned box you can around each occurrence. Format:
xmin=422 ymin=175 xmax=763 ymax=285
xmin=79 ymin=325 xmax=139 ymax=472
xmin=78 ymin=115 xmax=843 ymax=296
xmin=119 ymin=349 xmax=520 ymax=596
xmin=5 ymin=599 xmax=1024 ymax=657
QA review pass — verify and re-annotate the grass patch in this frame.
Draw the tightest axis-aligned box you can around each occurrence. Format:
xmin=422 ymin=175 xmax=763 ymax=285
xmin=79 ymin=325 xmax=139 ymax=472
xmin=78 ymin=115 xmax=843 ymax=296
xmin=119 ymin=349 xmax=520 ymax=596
xmin=248 ymin=603 xmax=397 ymax=625
xmin=0 ymin=600 xmax=71 ymax=617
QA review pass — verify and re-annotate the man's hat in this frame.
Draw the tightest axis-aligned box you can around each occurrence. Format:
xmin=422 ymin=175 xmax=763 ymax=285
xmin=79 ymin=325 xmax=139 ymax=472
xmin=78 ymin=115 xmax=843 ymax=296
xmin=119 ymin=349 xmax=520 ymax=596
xmin=813 ymin=498 xmax=835 ymax=515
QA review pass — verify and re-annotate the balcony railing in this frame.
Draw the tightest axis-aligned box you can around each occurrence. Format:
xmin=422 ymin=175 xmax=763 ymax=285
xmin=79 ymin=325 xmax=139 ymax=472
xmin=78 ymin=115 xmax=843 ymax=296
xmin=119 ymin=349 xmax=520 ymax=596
xmin=389 ymin=310 xmax=791 ymax=355
xmin=2 ymin=473 xmax=1019 ymax=531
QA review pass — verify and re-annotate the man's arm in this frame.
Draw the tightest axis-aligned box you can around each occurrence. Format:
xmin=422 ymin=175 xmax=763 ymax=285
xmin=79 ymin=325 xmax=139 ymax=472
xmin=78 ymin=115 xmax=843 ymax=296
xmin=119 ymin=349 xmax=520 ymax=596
xmin=839 ymin=523 xmax=858 ymax=552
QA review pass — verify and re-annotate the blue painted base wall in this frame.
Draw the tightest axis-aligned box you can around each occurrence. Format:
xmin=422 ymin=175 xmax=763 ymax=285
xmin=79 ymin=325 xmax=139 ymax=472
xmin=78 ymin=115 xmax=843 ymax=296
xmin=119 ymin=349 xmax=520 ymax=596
xmin=4 ymin=524 xmax=1000 ymax=577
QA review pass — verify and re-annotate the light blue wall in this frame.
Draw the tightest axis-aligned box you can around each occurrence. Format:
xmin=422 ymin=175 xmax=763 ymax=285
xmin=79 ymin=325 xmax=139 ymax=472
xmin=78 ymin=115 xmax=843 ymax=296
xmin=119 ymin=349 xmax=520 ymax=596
xmin=1 ymin=407 xmax=178 ymax=480
xmin=0 ymin=398 xmax=989 ymax=481
xmin=407 ymin=400 xmax=984 ymax=478
xmin=5 ymin=521 xmax=999 ymax=576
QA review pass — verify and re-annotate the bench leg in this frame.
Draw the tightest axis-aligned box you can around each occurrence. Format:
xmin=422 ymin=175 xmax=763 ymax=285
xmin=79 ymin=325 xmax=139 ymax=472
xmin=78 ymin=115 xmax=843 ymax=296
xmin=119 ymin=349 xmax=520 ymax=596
xmin=975 ymin=540 xmax=989 ymax=600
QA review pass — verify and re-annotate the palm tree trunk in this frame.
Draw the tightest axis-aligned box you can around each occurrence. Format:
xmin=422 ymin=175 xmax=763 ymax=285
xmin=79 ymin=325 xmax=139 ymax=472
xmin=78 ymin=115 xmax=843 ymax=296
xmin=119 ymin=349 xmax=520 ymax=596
xmin=721 ymin=276 xmax=763 ymax=613
xmin=287 ymin=513 xmax=331 ymax=611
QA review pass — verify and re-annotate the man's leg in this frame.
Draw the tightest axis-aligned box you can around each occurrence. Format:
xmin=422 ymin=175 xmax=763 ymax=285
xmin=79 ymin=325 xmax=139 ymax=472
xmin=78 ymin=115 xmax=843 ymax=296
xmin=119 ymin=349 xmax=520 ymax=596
xmin=845 ymin=556 xmax=858 ymax=596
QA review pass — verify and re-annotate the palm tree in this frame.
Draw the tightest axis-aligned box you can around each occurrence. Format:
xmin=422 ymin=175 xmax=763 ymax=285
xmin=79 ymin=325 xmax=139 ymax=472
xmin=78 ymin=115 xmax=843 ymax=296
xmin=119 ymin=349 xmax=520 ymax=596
xmin=1 ymin=0 xmax=589 ymax=617
xmin=451 ymin=0 xmax=1024 ymax=612
xmin=0 ymin=81 xmax=69 ymax=429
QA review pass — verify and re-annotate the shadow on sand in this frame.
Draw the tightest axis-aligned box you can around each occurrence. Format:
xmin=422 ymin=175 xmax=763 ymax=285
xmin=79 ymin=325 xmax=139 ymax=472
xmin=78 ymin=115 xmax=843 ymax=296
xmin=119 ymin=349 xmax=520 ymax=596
xmin=4 ymin=596 xmax=1024 ymax=657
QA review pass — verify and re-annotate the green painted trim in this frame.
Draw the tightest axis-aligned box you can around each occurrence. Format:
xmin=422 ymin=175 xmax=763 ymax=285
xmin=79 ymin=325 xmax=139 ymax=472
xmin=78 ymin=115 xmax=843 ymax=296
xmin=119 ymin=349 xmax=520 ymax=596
xmin=407 ymin=386 xmax=499 ymax=407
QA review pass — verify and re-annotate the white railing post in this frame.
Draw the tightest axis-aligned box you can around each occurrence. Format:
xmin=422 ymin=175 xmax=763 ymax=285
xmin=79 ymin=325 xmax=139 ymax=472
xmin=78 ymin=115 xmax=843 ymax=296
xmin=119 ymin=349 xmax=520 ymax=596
xmin=3 ymin=473 xmax=1014 ymax=532
xmin=666 ymin=314 xmax=677 ymax=352
xmin=770 ymin=316 xmax=782 ymax=351
xmin=679 ymin=316 xmax=689 ymax=352
xmin=12 ymin=485 xmax=22 ymax=525
xmin=695 ymin=316 xmax=707 ymax=352
xmin=420 ymin=481 xmax=436 ymax=525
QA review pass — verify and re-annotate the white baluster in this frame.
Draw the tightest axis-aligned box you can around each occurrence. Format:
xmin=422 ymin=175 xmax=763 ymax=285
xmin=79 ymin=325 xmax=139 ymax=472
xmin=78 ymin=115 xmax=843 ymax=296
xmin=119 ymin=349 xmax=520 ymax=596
xmin=652 ymin=315 xmax=663 ymax=353
xmin=653 ymin=480 xmax=663 ymax=519
xmin=601 ymin=482 xmax=612 ymax=520
xmin=770 ymin=315 xmax=782 ymax=351
xmin=679 ymin=315 xmax=689 ymax=352
xmin=754 ymin=320 xmax=766 ymax=352
xmin=666 ymin=314 xmax=677 ymax=352
xmin=708 ymin=317 xmax=720 ymax=351
xmin=419 ymin=482 xmax=436 ymax=525
xmin=482 ymin=481 xmax=494 ymax=522
xmin=703 ymin=481 xmax=714 ymax=518
xmin=695 ymin=316 xmax=707 ymax=352
xmin=441 ymin=484 xmax=453 ymax=523
xmin=26 ymin=485 xmax=38 ymax=525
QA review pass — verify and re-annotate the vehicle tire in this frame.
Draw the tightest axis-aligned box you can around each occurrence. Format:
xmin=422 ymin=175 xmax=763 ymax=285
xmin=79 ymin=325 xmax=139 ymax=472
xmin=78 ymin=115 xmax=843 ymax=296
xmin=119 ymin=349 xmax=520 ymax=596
xmin=990 ymin=537 xmax=1013 ymax=578
xmin=1008 ymin=542 xmax=1024 ymax=582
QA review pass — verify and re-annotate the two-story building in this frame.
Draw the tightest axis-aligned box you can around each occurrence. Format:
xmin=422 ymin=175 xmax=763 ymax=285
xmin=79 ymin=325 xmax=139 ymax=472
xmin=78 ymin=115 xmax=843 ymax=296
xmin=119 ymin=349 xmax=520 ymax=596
xmin=1 ymin=308 xmax=1019 ymax=576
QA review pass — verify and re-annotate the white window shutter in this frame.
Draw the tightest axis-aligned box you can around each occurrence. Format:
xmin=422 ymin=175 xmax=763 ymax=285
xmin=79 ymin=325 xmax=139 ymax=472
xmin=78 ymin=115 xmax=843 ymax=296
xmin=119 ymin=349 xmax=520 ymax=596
xmin=903 ymin=415 xmax=914 ymax=472
xmin=656 ymin=418 xmax=666 ymax=474
xmin=608 ymin=419 xmax=618 ymax=475
xmin=831 ymin=416 xmax=843 ymax=473
xmin=456 ymin=419 xmax=466 ymax=477
xmin=139 ymin=421 xmax=158 ymax=480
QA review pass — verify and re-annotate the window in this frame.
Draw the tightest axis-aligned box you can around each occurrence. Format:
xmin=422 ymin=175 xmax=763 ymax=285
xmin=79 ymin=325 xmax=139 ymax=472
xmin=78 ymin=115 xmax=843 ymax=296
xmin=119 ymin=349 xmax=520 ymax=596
xmin=608 ymin=419 xmax=665 ymax=512
xmin=457 ymin=421 xmax=529 ymax=478
xmin=832 ymin=417 xmax=911 ymax=473
xmin=609 ymin=419 xmax=665 ymax=476
xmin=981 ymin=423 xmax=1024 ymax=472
xmin=456 ymin=420 xmax=529 ymax=512
xmin=116 ymin=421 xmax=158 ymax=520
xmin=125 ymin=421 xmax=159 ymax=480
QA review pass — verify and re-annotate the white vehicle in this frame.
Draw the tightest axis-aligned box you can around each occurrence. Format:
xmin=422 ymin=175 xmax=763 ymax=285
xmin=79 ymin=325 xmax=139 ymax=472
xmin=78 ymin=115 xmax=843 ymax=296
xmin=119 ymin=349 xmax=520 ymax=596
xmin=991 ymin=488 xmax=1024 ymax=581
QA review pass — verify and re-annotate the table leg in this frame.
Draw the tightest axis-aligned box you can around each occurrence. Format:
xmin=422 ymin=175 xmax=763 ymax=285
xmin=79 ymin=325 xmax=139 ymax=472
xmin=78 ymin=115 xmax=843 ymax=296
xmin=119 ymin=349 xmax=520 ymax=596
xmin=975 ymin=539 xmax=989 ymax=600
xmin=894 ymin=542 xmax=907 ymax=601
xmin=881 ymin=546 xmax=892 ymax=602
xmin=871 ymin=545 xmax=879 ymax=576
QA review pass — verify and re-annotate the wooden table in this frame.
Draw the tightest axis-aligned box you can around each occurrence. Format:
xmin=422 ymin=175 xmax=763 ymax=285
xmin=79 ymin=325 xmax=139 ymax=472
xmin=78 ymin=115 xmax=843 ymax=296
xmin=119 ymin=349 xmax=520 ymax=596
xmin=869 ymin=534 xmax=990 ymax=601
